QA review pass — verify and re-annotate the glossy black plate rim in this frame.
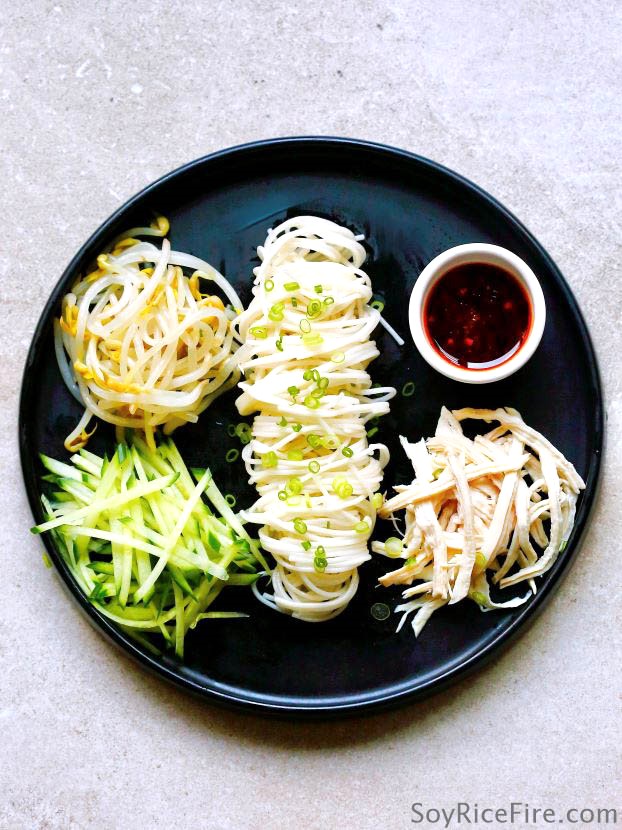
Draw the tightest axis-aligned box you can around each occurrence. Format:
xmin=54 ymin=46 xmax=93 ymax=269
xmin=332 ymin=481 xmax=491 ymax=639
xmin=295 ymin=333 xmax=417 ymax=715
xmin=19 ymin=136 xmax=604 ymax=718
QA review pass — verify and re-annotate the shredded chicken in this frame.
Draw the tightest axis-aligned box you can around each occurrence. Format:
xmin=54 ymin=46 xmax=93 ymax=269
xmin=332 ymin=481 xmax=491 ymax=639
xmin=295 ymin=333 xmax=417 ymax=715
xmin=373 ymin=407 xmax=585 ymax=636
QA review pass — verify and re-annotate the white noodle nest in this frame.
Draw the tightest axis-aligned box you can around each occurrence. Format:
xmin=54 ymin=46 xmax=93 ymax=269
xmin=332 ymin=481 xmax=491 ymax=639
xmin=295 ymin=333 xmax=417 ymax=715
xmin=234 ymin=216 xmax=396 ymax=621
xmin=55 ymin=223 xmax=243 ymax=450
xmin=375 ymin=407 xmax=585 ymax=635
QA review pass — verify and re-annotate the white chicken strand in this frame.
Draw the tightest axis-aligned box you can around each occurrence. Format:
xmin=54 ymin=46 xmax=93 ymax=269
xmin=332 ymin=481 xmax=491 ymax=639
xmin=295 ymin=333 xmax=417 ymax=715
xmin=376 ymin=407 xmax=585 ymax=636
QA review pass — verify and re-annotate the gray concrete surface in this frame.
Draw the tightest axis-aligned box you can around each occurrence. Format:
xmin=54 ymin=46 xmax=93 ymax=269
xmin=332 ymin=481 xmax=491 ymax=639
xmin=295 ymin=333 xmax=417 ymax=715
xmin=1 ymin=1 xmax=620 ymax=828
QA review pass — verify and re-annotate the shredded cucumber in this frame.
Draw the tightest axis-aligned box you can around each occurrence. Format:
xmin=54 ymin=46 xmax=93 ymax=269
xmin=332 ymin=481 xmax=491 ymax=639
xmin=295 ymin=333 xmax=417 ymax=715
xmin=34 ymin=438 xmax=265 ymax=658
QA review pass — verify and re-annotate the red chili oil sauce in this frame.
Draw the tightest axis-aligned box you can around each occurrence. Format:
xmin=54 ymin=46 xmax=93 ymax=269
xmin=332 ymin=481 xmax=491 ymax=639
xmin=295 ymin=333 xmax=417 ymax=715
xmin=423 ymin=262 xmax=532 ymax=369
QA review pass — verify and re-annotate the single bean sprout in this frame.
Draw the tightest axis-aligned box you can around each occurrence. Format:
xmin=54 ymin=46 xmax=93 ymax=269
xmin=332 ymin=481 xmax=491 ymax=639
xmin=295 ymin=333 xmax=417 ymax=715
xmin=375 ymin=407 xmax=585 ymax=636
xmin=234 ymin=216 xmax=397 ymax=621
xmin=55 ymin=218 xmax=242 ymax=451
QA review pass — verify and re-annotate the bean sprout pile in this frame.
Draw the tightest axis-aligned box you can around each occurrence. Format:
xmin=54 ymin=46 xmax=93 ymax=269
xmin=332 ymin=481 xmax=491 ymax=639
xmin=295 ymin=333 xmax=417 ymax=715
xmin=55 ymin=218 xmax=242 ymax=452
xmin=234 ymin=216 xmax=397 ymax=621
xmin=375 ymin=407 xmax=585 ymax=635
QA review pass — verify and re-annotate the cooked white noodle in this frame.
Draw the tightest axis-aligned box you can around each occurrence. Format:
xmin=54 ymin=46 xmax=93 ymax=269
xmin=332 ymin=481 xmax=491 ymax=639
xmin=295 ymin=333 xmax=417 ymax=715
xmin=234 ymin=216 xmax=395 ymax=621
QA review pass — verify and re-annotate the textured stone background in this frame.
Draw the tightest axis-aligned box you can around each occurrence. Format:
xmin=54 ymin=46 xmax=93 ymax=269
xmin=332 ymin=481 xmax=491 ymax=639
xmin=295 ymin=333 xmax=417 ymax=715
xmin=1 ymin=1 xmax=620 ymax=828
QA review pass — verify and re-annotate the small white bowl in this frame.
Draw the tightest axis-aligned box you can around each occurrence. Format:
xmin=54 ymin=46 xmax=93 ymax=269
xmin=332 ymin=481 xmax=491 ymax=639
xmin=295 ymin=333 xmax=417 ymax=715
xmin=409 ymin=243 xmax=546 ymax=384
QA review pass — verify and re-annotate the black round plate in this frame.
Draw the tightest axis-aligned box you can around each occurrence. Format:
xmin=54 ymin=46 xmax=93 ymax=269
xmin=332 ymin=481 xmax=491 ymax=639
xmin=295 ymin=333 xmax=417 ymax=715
xmin=20 ymin=138 xmax=603 ymax=717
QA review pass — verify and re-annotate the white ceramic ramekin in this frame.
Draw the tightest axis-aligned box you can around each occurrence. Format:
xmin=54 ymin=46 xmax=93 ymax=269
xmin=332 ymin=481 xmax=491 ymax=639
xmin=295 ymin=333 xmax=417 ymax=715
xmin=408 ymin=243 xmax=546 ymax=384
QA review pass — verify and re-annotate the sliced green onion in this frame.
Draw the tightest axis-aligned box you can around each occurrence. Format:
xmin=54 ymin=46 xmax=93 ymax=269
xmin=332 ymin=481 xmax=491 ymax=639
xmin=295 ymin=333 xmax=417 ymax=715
xmin=354 ymin=521 xmax=369 ymax=534
xmin=323 ymin=296 xmax=334 ymax=307
xmin=286 ymin=477 xmax=303 ymax=495
xmin=304 ymin=395 xmax=321 ymax=409
xmin=293 ymin=518 xmax=307 ymax=534
xmin=370 ymin=298 xmax=385 ymax=311
xmin=303 ymin=368 xmax=314 ymax=381
xmin=284 ymin=281 xmax=300 ymax=291
xmin=299 ymin=319 xmax=311 ymax=334
xmin=301 ymin=540 xmax=312 ymax=551
xmin=250 ymin=326 xmax=268 ymax=339
xmin=314 ymin=284 xmax=323 ymax=293
xmin=268 ymin=303 xmax=284 ymax=322
xmin=332 ymin=477 xmax=353 ymax=499
xmin=302 ymin=333 xmax=323 ymax=346
xmin=372 ymin=492 xmax=383 ymax=509
xmin=276 ymin=336 xmax=284 ymax=352
xmin=310 ymin=387 xmax=325 ymax=399
xmin=278 ymin=416 xmax=288 ymax=427
xmin=367 ymin=426 xmax=379 ymax=438
xmin=291 ymin=423 xmax=302 ymax=433
xmin=225 ymin=448 xmax=239 ymax=463
xmin=401 ymin=381 xmax=416 ymax=397
xmin=265 ymin=279 xmax=274 ymax=292
xmin=287 ymin=449 xmax=304 ymax=461
xmin=235 ymin=423 xmax=252 ymax=445
xmin=307 ymin=300 xmax=322 ymax=318
xmin=278 ymin=490 xmax=287 ymax=501
xmin=331 ymin=351 xmax=345 ymax=363
xmin=308 ymin=460 xmax=320 ymax=474
xmin=317 ymin=376 xmax=329 ymax=391
xmin=224 ymin=494 xmax=236 ymax=507
xmin=291 ymin=297 xmax=298 ymax=307
xmin=370 ymin=602 xmax=390 ymax=621
xmin=307 ymin=433 xmax=321 ymax=448
xmin=341 ymin=446 xmax=354 ymax=458
xmin=286 ymin=495 xmax=300 ymax=507
xmin=261 ymin=451 xmax=278 ymax=468
xmin=321 ymin=434 xmax=339 ymax=449
xmin=288 ymin=385 xmax=299 ymax=399
xmin=385 ymin=537 xmax=403 ymax=557
xmin=314 ymin=558 xmax=327 ymax=572
xmin=226 ymin=424 xmax=236 ymax=437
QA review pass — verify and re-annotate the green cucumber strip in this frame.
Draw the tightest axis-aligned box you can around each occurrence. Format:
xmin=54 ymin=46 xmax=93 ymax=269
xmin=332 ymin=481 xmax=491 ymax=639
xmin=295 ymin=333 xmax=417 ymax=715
xmin=37 ymin=435 xmax=263 ymax=656
xmin=132 ymin=468 xmax=212 ymax=602
xmin=203 ymin=478 xmax=270 ymax=572
xmin=110 ymin=516 xmax=124 ymax=596
xmin=54 ymin=478 xmax=95 ymax=503
xmin=169 ymin=565 xmax=199 ymax=602
xmin=40 ymin=454 xmax=83 ymax=481
xmin=173 ymin=581 xmax=185 ymax=658
xmin=70 ymin=452 xmax=102 ymax=477
xmin=32 ymin=473 xmax=179 ymax=534
xmin=77 ymin=448 xmax=104 ymax=470
xmin=190 ymin=611 xmax=249 ymax=628
xmin=51 ymin=491 xmax=77 ymax=503
xmin=87 ymin=561 xmax=114 ymax=575
xmin=226 ymin=573 xmax=260 ymax=585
